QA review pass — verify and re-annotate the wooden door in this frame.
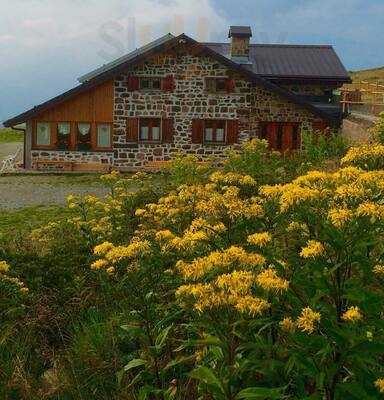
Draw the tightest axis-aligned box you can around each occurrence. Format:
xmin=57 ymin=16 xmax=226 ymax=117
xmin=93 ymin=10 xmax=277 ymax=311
xmin=266 ymin=123 xmax=278 ymax=150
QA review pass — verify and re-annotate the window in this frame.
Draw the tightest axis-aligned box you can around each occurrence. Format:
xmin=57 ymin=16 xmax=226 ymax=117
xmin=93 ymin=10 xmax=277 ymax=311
xmin=140 ymin=77 xmax=162 ymax=90
xmin=205 ymin=77 xmax=229 ymax=93
xmin=204 ymin=120 xmax=226 ymax=143
xmin=77 ymin=123 xmax=92 ymax=151
xmin=57 ymin=122 xmax=70 ymax=150
xmin=36 ymin=122 xmax=51 ymax=146
xmin=260 ymin=122 xmax=301 ymax=152
xmin=139 ymin=118 xmax=161 ymax=142
xmin=97 ymin=124 xmax=112 ymax=148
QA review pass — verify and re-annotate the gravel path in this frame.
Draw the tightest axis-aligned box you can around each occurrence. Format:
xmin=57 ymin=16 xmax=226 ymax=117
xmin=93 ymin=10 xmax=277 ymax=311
xmin=0 ymin=175 xmax=110 ymax=210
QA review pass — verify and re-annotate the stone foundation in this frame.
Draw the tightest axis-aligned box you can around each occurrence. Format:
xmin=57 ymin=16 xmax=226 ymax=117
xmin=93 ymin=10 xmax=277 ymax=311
xmin=31 ymin=150 xmax=114 ymax=169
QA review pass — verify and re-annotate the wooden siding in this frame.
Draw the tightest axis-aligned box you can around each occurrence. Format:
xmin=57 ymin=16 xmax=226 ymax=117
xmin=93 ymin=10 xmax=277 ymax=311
xmin=32 ymin=80 xmax=114 ymax=123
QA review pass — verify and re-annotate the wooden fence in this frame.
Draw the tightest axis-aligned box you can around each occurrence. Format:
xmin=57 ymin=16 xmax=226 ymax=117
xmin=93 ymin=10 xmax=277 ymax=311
xmin=341 ymin=80 xmax=384 ymax=114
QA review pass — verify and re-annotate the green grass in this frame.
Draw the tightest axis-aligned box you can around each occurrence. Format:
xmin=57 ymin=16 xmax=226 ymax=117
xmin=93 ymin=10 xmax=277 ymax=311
xmin=0 ymin=205 xmax=74 ymax=236
xmin=0 ymin=128 xmax=24 ymax=143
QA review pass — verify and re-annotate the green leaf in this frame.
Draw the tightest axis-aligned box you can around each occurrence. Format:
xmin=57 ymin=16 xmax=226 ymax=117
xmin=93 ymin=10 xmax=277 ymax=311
xmin=155 ymin=324 xmax=173 ymax=349
xmin=189 ymin=366 xmax=226 ymax=399
xmin=123 ymin=358 xmax=147 ymax=372
xmin=236 ymin=386 xmax=286 ymax=399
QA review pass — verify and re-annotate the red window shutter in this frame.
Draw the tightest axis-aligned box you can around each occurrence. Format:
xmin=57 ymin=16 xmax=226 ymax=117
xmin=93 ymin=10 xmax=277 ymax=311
xmin=282 ymin=123 xmax=293 ymax=151
xmin=191 ymin=119 xmax=204 ymax=144
xmin=162 ymin=75 xmax=175 ymax=92
xmin=162 ymin=118 xmax=174 ymax=143
xmin=225 ymin=78 xmax=236 ymax=93
xmin=266 ymin=123 xmax=278 ymax=150
xmin=127 ymin=76 xmax=139 ymax=91
xmin=226 ymin=119 xmax=239 ymax=144
xmin=126 ymin=117 xmax=139 ymax=142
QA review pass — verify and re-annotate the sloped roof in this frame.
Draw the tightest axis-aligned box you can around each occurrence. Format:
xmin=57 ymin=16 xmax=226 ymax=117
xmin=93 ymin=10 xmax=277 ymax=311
xmin=3 ymin=33 xmax=347 ymax=127
xmin=205 ymin=43 xmax=350 ymax=82
xmin=78 ymin=33 xmax=174 ymax=83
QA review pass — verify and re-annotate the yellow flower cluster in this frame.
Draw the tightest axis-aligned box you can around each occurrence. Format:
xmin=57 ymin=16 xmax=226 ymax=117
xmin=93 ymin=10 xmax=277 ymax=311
xmin=0 ymin=261 xmax=10 ymax=273
xmin=280 ymin=317 xmax=296 ymax=332
xmin=341 ymin=144 xmax=384 ymax=167
xmin=91 ymin=239 xmax=151 ymax=272
xmin=209 ymin=171 xmax=257 ymax=187
xmin=297 ymin=307 xmax=321 ymax=334
xmin=300 ymin=240 xmax=325 ymax=259
xmin=176 ymin=280 xmax=270 ymax=316
xmin=328 ymin=207 xmax=353 ymax=228
xmin=375 ymin=378 xmax=384 ymax=394
xmin=373 ymin=264 xmax=384 ymax=275
xmin=247 ymin=232 xmax=272 ymax=247
xmin=357 ymin=202 xmax=384 ymax=220
xmin=216 ymin=270 xmax=255 ymax=294
xmin=177 ymin=246 xmax=265 ymax=280
xmin=255 ymin=268 xmax=289 ymax=293
xmin=341 ymin=306 xmax=363 ymax=323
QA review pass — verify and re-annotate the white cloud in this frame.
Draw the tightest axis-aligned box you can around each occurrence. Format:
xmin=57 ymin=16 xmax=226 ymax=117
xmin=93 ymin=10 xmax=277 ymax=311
xmin=0 ymin=0 xmax=227 ymax=55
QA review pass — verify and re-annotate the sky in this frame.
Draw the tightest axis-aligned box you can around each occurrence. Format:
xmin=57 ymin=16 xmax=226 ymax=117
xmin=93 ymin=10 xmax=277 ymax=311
xmin=1 ymin=0 xmax=383 ymax=122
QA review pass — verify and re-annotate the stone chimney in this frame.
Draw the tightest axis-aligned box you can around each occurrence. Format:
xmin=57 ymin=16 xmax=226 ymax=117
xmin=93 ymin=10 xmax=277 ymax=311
xmin=228 ymin=26 xmax=252 ymax=64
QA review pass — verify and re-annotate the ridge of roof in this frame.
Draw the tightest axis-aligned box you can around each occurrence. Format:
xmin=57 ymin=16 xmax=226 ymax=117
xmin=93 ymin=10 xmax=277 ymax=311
xmin=204 ymin=42 xmax=334 ymax=48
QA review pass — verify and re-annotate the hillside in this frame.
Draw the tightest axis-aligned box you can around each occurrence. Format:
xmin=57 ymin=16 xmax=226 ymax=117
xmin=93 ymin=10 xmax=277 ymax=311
xmin=350 ymin=66 xmax=384 ymax=84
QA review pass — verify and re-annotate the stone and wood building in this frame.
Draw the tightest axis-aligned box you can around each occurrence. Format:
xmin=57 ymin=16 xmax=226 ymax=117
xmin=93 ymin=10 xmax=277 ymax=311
xmin=3 ymin=26 xmax=351 ymax=171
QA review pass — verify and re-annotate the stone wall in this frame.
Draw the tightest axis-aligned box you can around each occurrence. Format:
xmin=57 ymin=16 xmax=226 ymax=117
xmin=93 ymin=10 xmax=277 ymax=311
xmin=280 ymin=84 xmax=336 ymax=96
xmin=113 ymin=47 xmax=318 ymax=168
xmin=31 ymin=150 xmax=114 ymax=169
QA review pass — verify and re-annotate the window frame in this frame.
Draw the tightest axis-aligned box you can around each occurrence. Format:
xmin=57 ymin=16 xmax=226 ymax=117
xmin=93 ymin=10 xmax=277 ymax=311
xmin=139 ymin=76 xmax=162 ymax=91
xmin=56 ymin=121 xmax=71 ymax=151
xmin=259 ymin=122 xmax=301 ymax=151
xmin=95 ymin=122 xmax=113 ymax=151
xmin=138 ymin=118 xmax=162 ymax=143
xmin=32 ymin=121 xmax=56 ymax=150
xmin=205 ymin=77 xmax=229 ymax=94
xmin=203 ymin=119 xmax=227 ymax=144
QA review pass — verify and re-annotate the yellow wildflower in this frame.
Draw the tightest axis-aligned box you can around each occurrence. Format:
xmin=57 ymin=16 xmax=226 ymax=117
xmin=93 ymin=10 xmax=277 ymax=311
xmin=255 ymin=268 xmax=289 ymax=293
xmin=287 ymin=221 xmax=308 ymax=233
xmin=297 ymin=307 xmax=321 ymax=334
xmin=233 ymin=295 xmax=270 ymax=317
xmin=375 ymin=378 xmax=384 ymax=394
xmin=91 ymin=259 xmax=108 ymax=270
xmin=0 ymin=261 xmax=10 ymax=274
xmin=300 ymin=240 xmax=325 ymax=259
xmin=105 ymin=239 xmax=150 ymax=263
xmin=94 ymin=242 xmax=114 ymax=255
xmin=279 ymin=184 xmax=320 ymax=212
xmin=155 ymin=229 xmax=175 ymax=241
xmin=341 ymin=306 xmax=362 ymax=323
xmin=373 ymin=264 xmax=384 ymax=275
xmin=135 ymin=208 xmax=146 ymax=217
xmin=247 ymin=232 xmax=272 ymax=247
xmin=280 ymin=317 xmax=296 ymax=332
xmin=106 ymin=266 xmax=115 ymax=275
xmin=328 ymin=207 xmax=353 ymax=228
xmin=216 ymin=271 xmax=255 ymax=294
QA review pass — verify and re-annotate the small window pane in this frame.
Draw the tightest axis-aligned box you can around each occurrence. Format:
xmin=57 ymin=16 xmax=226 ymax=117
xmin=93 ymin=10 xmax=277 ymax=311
xmin=152 ymin=126 xmax=160 ymax=141
xmin=58 ymin=122 xmax=70 ymax=136
xmin=152 ymin=79 xmax=161 ymax=90
xmin=78 ymin=123 xmax=91 ymax=136
xmin=36 ymin=122 xmax=51 ymax=145
xmin=140 ymin=126 xmax=149 ymax=140
xmin=141 ymin=79 xmax=150 ymax=89
xmin=216 ymin=128 xmax=224 ymax=142
xmin=205 ymin=128 xmax=213 ymax=142
xmin=216 ymin=79 xmax=226 ymax=92
xmin=97 ymin=124 xmax=111 ymax=148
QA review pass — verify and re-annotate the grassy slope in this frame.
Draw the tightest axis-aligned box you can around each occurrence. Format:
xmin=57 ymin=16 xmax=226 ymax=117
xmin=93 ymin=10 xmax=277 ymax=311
xmin=350 ymin=67 xmax=384 ymax=85
xmin=0 ymin=128 xmax=24 ymax=143
xmin=0 ymin=205 xmax=73 ymax=236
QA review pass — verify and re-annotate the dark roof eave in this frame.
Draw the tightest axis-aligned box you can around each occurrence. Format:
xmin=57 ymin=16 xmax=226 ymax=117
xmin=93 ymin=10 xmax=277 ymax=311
xmin=4 ymin=33 xmax=340 ymax=127
xmin=264 ymin=75 xmax=352 ymax=84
